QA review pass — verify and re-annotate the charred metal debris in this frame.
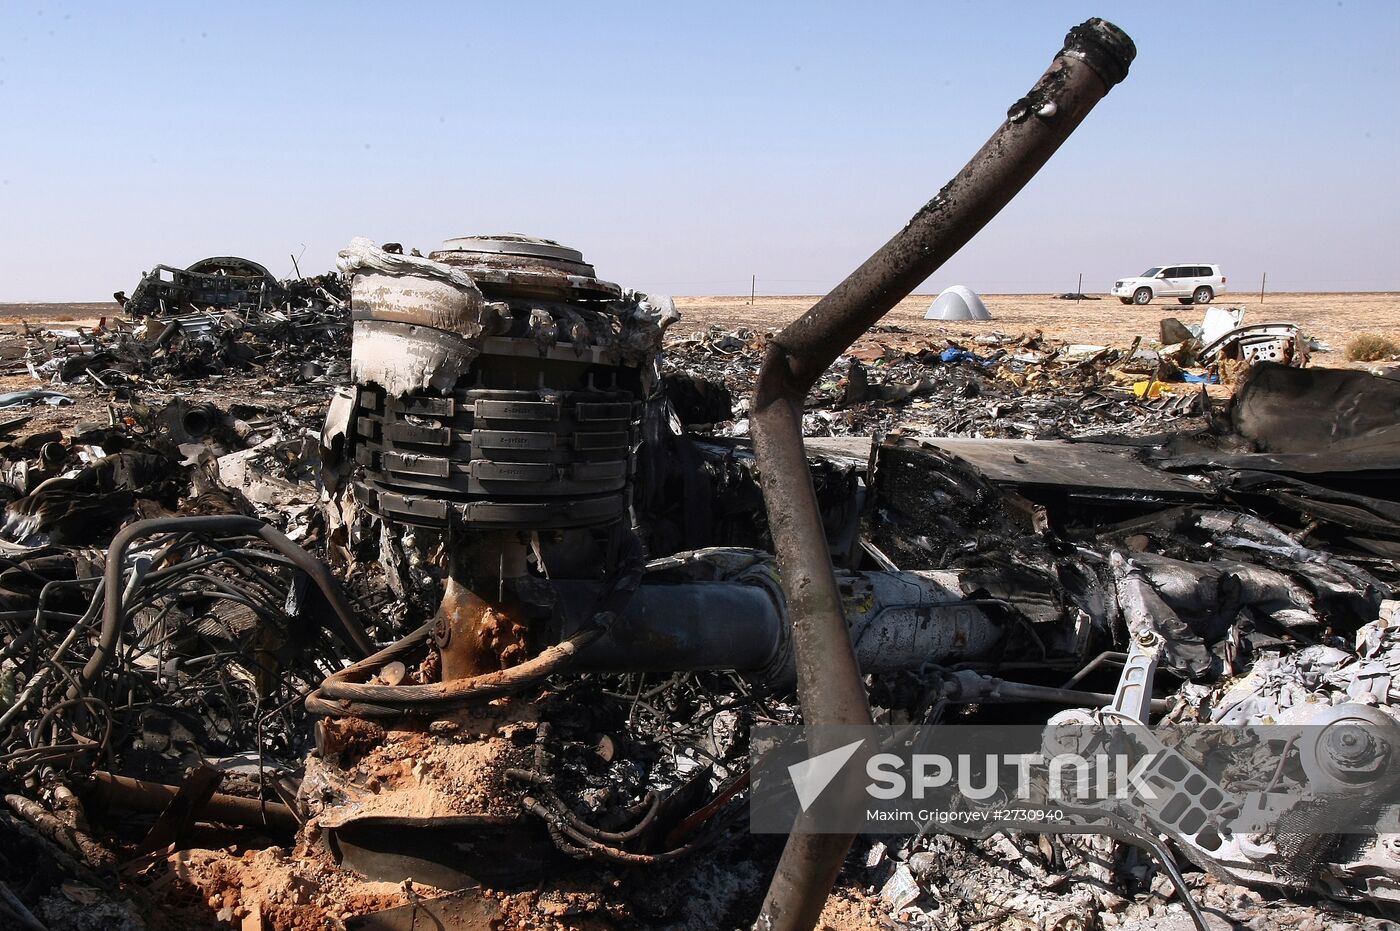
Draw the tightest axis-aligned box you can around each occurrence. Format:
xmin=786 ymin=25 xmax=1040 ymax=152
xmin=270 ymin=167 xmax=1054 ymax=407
xmin=3 ymin=255 xmax=349 ymax=391
xmin=0 ymin=17 xmax=1398 ymax=931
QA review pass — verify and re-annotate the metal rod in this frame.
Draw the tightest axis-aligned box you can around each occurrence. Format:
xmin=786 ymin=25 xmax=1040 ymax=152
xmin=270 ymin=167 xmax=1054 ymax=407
xmin=83 ymin=770 xmax=299 ymax=833
xmin=0 ymin=880 xmax=49 ymax=931
xmin=941 ymin=674 xmax=1170 ymax=715
xmin=1061 ymin=650 xmax=1128 ymax=689
xmin=749 ymin=18 xmax=1135 ymax=931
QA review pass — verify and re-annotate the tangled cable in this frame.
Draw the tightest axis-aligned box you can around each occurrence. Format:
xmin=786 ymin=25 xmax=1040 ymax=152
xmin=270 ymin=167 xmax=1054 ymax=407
xmin=0 ymin=516 xmax=372 ymax=783
xmin=505 ymin=720 xmax=735 ymax=866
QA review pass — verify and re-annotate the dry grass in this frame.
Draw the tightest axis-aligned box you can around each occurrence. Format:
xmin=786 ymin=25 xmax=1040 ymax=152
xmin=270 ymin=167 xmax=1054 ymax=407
xmin=1345 ymin=333 xmax=1399 ymax=362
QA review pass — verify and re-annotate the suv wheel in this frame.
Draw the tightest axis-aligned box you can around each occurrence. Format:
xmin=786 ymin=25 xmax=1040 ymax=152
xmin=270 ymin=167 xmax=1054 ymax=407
xmin=1193 ymin=286 xmax=1214 ymax=304
xmin=1133 ymin=287 xmax=1152 ymax=305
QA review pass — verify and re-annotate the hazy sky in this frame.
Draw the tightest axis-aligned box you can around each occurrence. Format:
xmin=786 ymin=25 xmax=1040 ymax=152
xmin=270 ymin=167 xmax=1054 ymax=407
xmin=2 ymin=1 xmax=1397 ymax=301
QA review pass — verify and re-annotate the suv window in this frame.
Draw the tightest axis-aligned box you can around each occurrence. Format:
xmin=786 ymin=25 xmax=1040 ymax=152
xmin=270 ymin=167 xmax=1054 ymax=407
xmin=1162 ymin=267 xmax=1182 ymax=277
xmin=1192 ymin=266 xmax=1207 ymax=277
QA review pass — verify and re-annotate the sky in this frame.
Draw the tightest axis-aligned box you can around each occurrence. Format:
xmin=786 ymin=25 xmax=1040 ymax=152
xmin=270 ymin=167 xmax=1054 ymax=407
xmin=1 ymin=1 xmax=1397 ymax=302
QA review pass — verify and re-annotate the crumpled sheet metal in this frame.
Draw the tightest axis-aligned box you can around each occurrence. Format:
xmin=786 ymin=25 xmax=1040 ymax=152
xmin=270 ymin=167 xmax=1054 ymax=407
xmin=1200 ymin=321 xmax=1308 ymax=368
xmin=347 ymin=320 xmax=480 ymax=396
xmin=123 ymin=256 xmax=280 ymax=318
xmin=616 ymin=290 xmax=680 ymax=363
xmin=1111 ymin=549 xmax=1334 ymax=679
xmin=339 ymin=237 xmax=498 ymax=396
xmin=1099 ymin=501 xmax=1393 ymax=674
xmin=843 ymin=569 xmax=1006 ymax=673
xmin=1230 ymin=362 xmax=1400 ymax=457
xmin=1137 ymin=601 xmax=1400 ymax=905
xmin=338 ymin=237 xmax=678 ymax=396
xmin=337 ymin=237 xmax=484 ymax=314
xmin=1207 ymin=600 xmax=1400 ymax=726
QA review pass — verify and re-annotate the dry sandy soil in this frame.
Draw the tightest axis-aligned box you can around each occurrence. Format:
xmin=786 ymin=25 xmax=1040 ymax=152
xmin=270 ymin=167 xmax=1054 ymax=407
xmin=1 ymin=292 xmax=1395 ymax=367
xmin=0 ymin=302 xmax=115 ymax=325
xmin=14 ymin=292 xmax=1375 ymax=440
xmin=671 ymin=291 xmax=1400 ymax=363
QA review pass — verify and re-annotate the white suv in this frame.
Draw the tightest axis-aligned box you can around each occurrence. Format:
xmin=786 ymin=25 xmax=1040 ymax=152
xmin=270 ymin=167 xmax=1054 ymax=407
xmin=1111 ymin=264 xmax=1226 ymax=305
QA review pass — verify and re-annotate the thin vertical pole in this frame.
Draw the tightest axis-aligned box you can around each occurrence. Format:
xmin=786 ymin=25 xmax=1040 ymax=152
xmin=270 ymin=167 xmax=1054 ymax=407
xmin=1076 ymin=272 xmax=1083 ymax=302
xmin=751 ymin=275 xmax=756 ymax=305
xmin=1259 ymin=272 xmax=1266 ymax=304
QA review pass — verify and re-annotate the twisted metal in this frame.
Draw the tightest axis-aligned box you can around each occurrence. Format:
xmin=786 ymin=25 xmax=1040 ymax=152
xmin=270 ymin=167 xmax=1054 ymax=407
xmin=0 ymin=522 xmax=368 ymax=785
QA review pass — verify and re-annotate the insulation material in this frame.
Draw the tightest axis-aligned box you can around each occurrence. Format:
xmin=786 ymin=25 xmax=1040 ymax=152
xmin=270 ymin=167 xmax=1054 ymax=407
xmin=338 ymin=237 xmax=497 ymax=396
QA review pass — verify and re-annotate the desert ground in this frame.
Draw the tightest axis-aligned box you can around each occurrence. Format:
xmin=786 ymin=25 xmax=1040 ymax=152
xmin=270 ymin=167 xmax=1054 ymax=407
xmin=3 ymin=292 xmax=1396 ymax=363
xmin=671 ymin=291 xmax=1400 ymax=362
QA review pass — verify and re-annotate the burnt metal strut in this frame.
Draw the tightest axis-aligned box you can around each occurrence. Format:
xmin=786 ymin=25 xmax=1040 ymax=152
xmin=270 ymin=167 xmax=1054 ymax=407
xmin=749 ymin=18 xmax=1136 ymax=931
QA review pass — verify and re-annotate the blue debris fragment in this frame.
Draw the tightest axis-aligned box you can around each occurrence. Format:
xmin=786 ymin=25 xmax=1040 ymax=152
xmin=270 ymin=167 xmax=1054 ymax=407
xmin=0 ymin=389 xmax=75 ymax=410
xmin=938 ymin=346 xmax=998 ymax=368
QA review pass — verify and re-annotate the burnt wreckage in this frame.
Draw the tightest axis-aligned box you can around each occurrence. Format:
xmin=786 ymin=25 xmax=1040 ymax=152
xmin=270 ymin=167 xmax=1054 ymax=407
xmin=3 ymin=17 xmax=1400 ymax=931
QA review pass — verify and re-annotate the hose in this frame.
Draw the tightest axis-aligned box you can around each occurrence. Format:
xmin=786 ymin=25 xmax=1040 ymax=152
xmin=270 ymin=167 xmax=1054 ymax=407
xmin=306 ymin=524 xmax=646 ymax=717
xmin=80 ymin=515 xmax=374 ymax=693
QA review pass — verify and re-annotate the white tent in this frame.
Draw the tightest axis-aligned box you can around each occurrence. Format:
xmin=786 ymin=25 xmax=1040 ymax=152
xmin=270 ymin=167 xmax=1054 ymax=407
xmin=924 ymin=285 xmax=991 ymax=321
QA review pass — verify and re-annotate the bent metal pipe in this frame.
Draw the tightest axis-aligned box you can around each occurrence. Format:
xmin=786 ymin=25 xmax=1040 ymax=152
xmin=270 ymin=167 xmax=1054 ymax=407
xmin=749 ymin=18 xmax=1136 ymax=931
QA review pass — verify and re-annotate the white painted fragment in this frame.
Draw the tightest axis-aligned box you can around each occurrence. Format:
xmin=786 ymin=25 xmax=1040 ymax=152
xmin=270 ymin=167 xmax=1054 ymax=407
xmin=350 ymin=320 xmax=477 ymax=397
xmin=338 ymin=237 xmax=491 ymax=395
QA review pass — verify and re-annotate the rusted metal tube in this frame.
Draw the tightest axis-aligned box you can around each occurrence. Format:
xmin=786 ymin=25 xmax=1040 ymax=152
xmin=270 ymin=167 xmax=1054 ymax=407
xmin=552 ymin=571 xmax=1006 ymax=681
xmin=180 ymin=403 xmax=220 ymax=438
xmin=82 ymin=770 xmax=299 ymax=833
xmin=750 ymin=18 xmax=1134 ymax=931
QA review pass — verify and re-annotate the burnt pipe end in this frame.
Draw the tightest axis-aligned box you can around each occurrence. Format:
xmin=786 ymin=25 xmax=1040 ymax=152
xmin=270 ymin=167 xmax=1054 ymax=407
xmin=1062 ymin=18 xmax=1136 ymax=88
xmin=182 ymin=403 xmax=219 ymax=438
